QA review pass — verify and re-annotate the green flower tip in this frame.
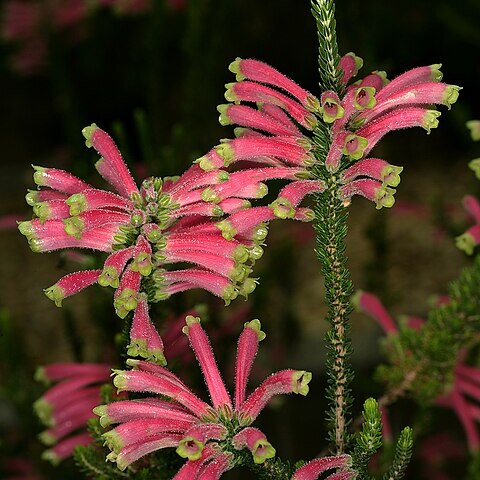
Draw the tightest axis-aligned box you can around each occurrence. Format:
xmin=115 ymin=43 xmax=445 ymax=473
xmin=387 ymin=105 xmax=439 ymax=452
xmin=25 ymin=189 xmax=39 ymax=206
xmin=63 ymin=216 xmax=84 ymax=239
xmin=126 ymin=338 xmax=147 ymax=358
xmin=249 ymin=245 xmax=264 ymax=261
xmin=245 ymin=319 xmax=266 ymax=341
xmin=32 ymin=165 xmax=46 ymax=186
xmin=130 ymin=253 xmax=153 ymax=276
xmin=430 ymin=63 xmax=443 ymax=82
xmin=354 ymin=87 xmax=377 ymax=111
xmin=112 ymin=371 xmax=128 ymax=391
xmin=217 ymin=104 xmax=232 ymax=126
xmin=176 ymin=437 xmax=205 ymax=461
xmin=375 ymin=186 xmax=396 ymax=209
xmin=98 ymin=266 xmax=120 ymax=288
xmin=215 ymin=143 xmax=235 ymax=166
xmin=443 ymin=85 xmax=461 ymax=109
xmin=466 ymin=121 xmax=480 ymax=142
xmin=373 ymin=70 xmax=389 ymax=86
xmin=33 ymin=202 xmax=51 ymax=223
xmin=468 ymin=158 xmax=480 ymax=180
xmin=66 ymin=193 xmax=87 ymax=216
xmin=33 ymin=397 xmax=54 ymax=426
xmin=345 ymin=52 xmax=364 ymax=76
xmin=455 ymin=233 xmax=475 ymax=255
xmin=252 ymin=439 xmax=276 ymax=464
xmin=217 ymin=170 xmax=230 ymax=182
xmin=195 ymin=155 xmax=215 ymax=171
xmin=103 ymin=430 xmax=123 ymax=453
xmin=222 ymin=284 xmax=239 ymax=305
xmin=270 ymin=197 xmax=295 ymax=219
xmin=422 ymin=110 xmax=441 ymax=134
xmin=254 ymin=183 xmax=268 ymax=199
xmin=321 ymin=97 xmax=345 ymax=124
xmin=239 ymin=278 xmax=257 ymax=298
xmin=44 ymin=284 xmax=65 ymax=307
xmin=38 ymin=430 xmax=56 ymax=446
xmin=382 ymin=165 xmax=403 ymax=187
xmin=113 ymin=289 xmax=138 ymax=319
xmin=233 ymin=265 xmax=252 ymax=283
xmin=34 ymin=366 xmax=50 ymax=386
xmin=18 ymin=220 xmax=34 ymax=237
xmin=41 ymin=449 xmax=61 ymax=466
xmin=185 ymin=314 xmax=201 ymax=328
xmin=292 ymin=370 xmax=312 ymax=396
xmin=233 ymin=245 xmax=249 ymax=264
xmin=128 ymin=340 xmax=167 ymax=365
xmin=92 ymin=405 xmax=111 ymax=427
xmin=82 ymin=123 xmax=98 ymax=148
xmin=212 ymin=205 xmax=224 ymax=217
xmin=224 ymin=83 xmax=239 ymax=103
xmin=228 ymin=57 xmax=246 ymax=81
xmin=216 ymin=219 xmax=237 ymax=241
xmin=252 ymin=223 xmax=268 ymax=242
xmin=201 ymin=186 xmax=221 ymax=204
xmin=342 ymin=134 xmax=368 ymax=160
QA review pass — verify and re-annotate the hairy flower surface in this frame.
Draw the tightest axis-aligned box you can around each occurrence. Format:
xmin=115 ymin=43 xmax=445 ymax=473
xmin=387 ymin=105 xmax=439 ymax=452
xmin=33 ymin=362 xmax=111 ymax=464
xmin=291 ymin=453 xmax=354 ymax=480
xmin=203 ymin=56 xmax=459 ymax=211
xmin=20 ymin=121 xmax=316 ymax=319
xmin=332 ymin=54 xmax=460 ymax=209
xmin=95 ymin=316 xmax=312 ymax=475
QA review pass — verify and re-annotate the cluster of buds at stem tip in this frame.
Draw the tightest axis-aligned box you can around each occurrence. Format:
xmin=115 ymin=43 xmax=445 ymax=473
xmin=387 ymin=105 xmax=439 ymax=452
xmin=19 ymin=120 xmax=322 ymax=323
xmin=330 ymin=53 xmax=460 ymax=209
xmin=33 ymin=362 xmax=112 ymax=464
xmin=95 ymin=316 xmax=312 ymax=475
xmin=354 ymin=290 xmax=480 ymax=451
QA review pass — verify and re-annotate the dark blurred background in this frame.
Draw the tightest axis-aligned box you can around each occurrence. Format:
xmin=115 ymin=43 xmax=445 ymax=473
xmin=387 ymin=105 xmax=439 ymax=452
xmin=1 ymin=0 xmax=479 ymax=478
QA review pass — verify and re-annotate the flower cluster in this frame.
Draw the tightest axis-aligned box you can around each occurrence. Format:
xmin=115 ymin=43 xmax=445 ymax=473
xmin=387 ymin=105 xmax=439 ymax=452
xmin=213 ymin=54 xmax=459 ymax=211
xmin=19 ymin=121 xmax=316 ymax=309
xmin=95 ymin=316 xmax=313 ymax=476
xmin=33 ymin=362 xmax=111 ymax=464
xmin=323 ymin=53 xmax=459 ymax=209
xmin=354 ymin=291 xmax=480 ymax=451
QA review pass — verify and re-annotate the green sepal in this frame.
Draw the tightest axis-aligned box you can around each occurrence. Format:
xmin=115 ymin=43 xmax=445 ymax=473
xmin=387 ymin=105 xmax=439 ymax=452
xmin=82 ymin=123 xmax=98 ymax=148
xmin=63 ymin=216 xmax=85 ymax=239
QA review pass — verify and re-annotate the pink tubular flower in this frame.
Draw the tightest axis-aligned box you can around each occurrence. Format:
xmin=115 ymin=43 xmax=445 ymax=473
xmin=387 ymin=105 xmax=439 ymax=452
xmin=212 ymin=54 xmax=456 ymax=212
xmin=291 ymin=454 xmax=354 ymax=480
xmin=324 ymin=54 xmax=458 ymax=208
xmin=355 ymin=290 xmax=480 ymax=451
xmin=33 ymin=362 xmax=111 ymax=464
xmin=95 ymin=316 xmax=312 ymax=473
xmin=19 ymin=122 xmax=323 ymax=320
xmin=20 ymin=121 xmax=318 ymax=326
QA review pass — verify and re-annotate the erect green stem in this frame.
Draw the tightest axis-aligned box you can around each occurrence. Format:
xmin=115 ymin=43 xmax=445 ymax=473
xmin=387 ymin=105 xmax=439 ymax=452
xmin=312 ymin=176 xmax=354 ymax=454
